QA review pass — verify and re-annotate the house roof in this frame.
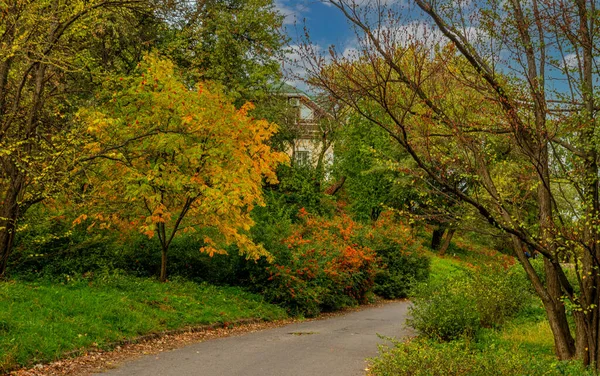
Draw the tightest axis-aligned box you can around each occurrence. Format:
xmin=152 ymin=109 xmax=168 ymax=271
xmin=271 ymin=82 xmax=312 ymax=99
xmin=272 ymin=82 xmax=332 ymax=120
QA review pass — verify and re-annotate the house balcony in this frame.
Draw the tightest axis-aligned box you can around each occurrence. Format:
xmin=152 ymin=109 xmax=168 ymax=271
xmin=297 ymin=119 xmax=321 ymax=139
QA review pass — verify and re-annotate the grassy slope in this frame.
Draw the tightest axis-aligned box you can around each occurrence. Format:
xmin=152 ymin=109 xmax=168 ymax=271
xmin=0 ymin=275 xmax=287 ymax=372
xmin=370 ymin=236 xmax=591 ymax=376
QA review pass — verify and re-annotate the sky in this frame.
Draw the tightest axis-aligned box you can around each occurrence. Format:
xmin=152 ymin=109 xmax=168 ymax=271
xmin=275 ymin=1 xmax=352 ymax=47
xmin=272 ymin=0 xmax=588 ymax=98
xmin=274 ymin=1 xmax=360 ymax=90
xmin=272 ymin=1 xmax=434 ymax=91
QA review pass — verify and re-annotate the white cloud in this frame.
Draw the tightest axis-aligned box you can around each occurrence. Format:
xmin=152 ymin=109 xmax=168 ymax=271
xmin=563 ymin=53 xmax=579 ymax=70
xmin=274 ymin=0 xmax=310 ymax=25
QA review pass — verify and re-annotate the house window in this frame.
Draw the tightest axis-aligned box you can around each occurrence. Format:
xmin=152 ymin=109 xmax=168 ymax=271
xmin=299 ymin=105 xmax=313 ymax=120
xmin=295 ymin=150 xmax=310 ymax=166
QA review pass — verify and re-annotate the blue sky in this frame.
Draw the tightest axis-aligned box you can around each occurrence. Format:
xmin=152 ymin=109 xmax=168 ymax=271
xmin=272 ymin=1 xmax=586 ymax=98
xmin=274 ymin=1 xmax=360 ymax=89
xmin=273 ymin=1 xmax=435 ymax=90
xmin=275 ymin=1 xmax=351 ymax=48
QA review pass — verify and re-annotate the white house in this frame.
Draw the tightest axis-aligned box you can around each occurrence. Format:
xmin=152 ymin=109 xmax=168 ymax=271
xmin=275 ymin=83 xmax=334 ymax=170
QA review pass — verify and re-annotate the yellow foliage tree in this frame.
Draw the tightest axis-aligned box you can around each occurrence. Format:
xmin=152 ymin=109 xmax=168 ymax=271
xmin=78 ymin=53 xmax=288 ymax=281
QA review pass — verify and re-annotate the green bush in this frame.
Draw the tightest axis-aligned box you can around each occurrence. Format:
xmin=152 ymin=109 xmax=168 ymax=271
xmin=247 ymin=209 xmax=431 ymax=316
xmin=12 ymin=224 xmax=246 ymax=285
xmin=408 ymin=275 xmax=481 ymax=341
xmin=408 ymin=265 xmax=532 ymax=340
xmin=358 ymin=212 xmax=431 ymax=299
xmin=11 ymin=203 xmax=247 ymax=284
xmin=11 ymin=217 xmax=127 ymax=281
xmin=122 ymin=235 xmax=246 ymax=285
xmin=373 ymin=247 xmax=430 ymax=299
xmin=471 ymin=266 xmax=530 ymax=328
xmin=252 ymin=210 xmax=378 ymax=316
xmin=269 ymin=165 xmax=335 ymax=217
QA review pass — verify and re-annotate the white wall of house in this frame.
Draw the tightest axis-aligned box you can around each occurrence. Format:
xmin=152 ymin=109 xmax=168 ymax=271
xmin=288 ymin=139 xmax=334 ymax=169
xmin=282 ymin=92 xmax=334 ymax=172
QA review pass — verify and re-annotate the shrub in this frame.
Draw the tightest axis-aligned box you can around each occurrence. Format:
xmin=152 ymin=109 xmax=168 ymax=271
xmin=408 ymin=264 xmax=532 ymax=340
xmin=10 ymin=206 xmax=129 ymax=281
xmin=361 ymin=212 xmax=430 ymax=299
xmin=470 ymin=266 xmax=530 ymax=328
xmin=259 ymin=209 xmax=378 ymax=316
xmin=12 ymin=220 xmax=246 ymax=285
xmin=408 ymin=275 xmax=481 ymax=341
xmin=373 ymin=248 xmax=430 ymax=299
xmin=270 ymin=165 xmax=335 ymax=217
xmin=246 ymin=208 xmax=431 ymax=315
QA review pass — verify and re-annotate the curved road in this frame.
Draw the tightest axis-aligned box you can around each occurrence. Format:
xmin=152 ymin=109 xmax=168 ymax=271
xmin=97 ymin=301 xmax=412 ymax=376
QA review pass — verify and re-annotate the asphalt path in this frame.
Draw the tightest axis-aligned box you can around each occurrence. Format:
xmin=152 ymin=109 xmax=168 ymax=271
xmin=96 ymin=301 xmax=413 ymax=376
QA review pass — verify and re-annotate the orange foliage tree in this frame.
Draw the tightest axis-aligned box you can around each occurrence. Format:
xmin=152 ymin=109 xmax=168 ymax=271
xmin=77 ymin=53 xmax=288 ymax=281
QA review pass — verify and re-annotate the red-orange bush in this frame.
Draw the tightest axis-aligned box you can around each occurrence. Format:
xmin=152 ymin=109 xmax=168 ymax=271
xmin=263 ymin=209 xmax=378 ymax=316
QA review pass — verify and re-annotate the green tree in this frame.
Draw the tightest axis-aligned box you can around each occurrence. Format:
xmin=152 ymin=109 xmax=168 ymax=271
xmin=334 ymin=101 xmax=464 ymax=254
xmin=334 ymin=111 xmax=405 ymax=222
xmin=0 ymin=0 xmax=153 ymax=278
xmin=0 ymin=0 xmax=287 ymax=277
xmin=306 ymin=0 xmax=600 ymax=367
xmin=161 ymin=0 xmax=286 ymax=102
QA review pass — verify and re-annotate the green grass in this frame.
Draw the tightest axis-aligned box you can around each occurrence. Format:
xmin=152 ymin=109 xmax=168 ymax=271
xmin=0 ymin=274 xmax=287 ymax=372
xmin=479 ymin=302 xmax=556 ymax=357
xmin=420 ymin=230 xmax=515 ymax=270
xmin=428 ymin=256 xmax=468 ymax=284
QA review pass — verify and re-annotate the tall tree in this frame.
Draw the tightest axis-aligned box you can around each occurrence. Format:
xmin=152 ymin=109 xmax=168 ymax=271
xmin=0 ymin=0 xmax=288 ymax=277
xmin=334 ymin=110 xmax=406 ymax=222
xmin=303 ymin=0 xmax=600 ymax=366
xmin=334 ymin=106 xmax=464 ymax=248
xmin=161 ymin=0 xmax=286 ymax=102
xmin=0 ymin=0 xmax=152 ymax=277
xmin=78 ymin=54 xmax=288 ymax=282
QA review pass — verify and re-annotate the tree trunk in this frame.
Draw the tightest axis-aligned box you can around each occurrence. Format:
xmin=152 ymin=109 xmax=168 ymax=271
xmin=510 ymin=236 xmax=576 ymax=360
xmin=574 ymin=311 xmax=591 ymax=365
xmin=544 ymin=259 xmax=576 ymax=359
xmin=545 ymin=299 xmax=576 ymax=360
xmin=325 ymin=176 xmax=346 ymax=195
xmin=0 ymin=169 xmax=23 ymax=278
xmin=431 ymin=226 xmax=445 ymax=250
xmin=370 ymin=207 xmax=382 ymax=222
xmin=160 ymin=246 xmax=168 ymax=282
xmin=0 ymin=212 xmax=17 ymax=278
xmin=575 ymin=0 xmax=600 ymax=366
xmin=537 ymin=183 xmax=576 ymax=360
xmin=438 ymin=229 xmax=455 ymax=256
